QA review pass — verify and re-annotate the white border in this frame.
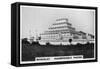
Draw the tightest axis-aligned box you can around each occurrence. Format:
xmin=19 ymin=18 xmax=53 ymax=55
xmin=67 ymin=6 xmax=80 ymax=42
xmin=20 ymin=5 xmax=96 ymax=64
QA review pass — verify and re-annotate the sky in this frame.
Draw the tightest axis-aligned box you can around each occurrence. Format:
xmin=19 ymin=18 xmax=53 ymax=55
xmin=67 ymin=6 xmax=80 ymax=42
xmin=20 ymin=5 xmax=95 ymax=39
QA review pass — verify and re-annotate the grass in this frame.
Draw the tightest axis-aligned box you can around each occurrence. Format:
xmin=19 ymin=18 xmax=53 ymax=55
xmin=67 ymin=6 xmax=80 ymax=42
xmin=22 ymin=42 xmax=94 ymax=61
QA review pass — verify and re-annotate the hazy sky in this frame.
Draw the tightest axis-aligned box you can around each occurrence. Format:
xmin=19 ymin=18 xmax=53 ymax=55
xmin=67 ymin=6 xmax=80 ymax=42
xmin=20 ymin=6 xmax=95 ymax=39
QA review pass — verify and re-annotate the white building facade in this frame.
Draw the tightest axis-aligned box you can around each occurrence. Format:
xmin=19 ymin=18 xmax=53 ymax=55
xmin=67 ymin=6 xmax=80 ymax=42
xmin=39 ymin=18 xmax=94 ymax=45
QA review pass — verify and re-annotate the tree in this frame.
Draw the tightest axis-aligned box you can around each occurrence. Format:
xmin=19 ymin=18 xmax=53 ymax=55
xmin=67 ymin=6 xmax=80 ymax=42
xmin=69 ymin=39 xmax=72 ymax=45
xmin=46 ymin=42 xmax=50 ymax=46
xmin=22 ymin=38 xmax=30 ymax=44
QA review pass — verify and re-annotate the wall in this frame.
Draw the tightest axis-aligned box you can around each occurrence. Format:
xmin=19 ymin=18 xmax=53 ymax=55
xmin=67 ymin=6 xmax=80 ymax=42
xmin=0 ymin=0 xmax=99 ymax=69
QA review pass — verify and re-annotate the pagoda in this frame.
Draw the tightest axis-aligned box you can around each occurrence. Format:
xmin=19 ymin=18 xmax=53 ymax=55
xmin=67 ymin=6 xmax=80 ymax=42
xmin=39 ymin=18 xmax=94 ymax=45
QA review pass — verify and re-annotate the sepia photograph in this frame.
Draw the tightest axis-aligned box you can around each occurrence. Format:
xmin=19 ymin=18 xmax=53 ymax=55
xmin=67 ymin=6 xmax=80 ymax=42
xmin=20 ymin=4 xmax=96 ymax=64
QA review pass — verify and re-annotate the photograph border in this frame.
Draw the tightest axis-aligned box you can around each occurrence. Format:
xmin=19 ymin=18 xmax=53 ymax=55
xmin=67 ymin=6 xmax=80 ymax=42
xmin=11 ymin=2 xmax=98 ymax=67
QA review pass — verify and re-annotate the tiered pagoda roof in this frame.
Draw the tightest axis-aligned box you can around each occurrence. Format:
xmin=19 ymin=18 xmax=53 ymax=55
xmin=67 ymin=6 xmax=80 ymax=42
xmin=41 ymin=18 xmax=76 ymax=35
